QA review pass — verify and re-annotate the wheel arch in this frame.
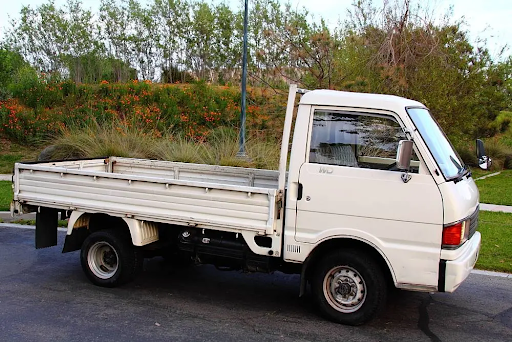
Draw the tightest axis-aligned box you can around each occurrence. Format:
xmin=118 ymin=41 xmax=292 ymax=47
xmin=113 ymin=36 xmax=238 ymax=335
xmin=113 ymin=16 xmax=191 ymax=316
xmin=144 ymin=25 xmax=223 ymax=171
xmin=63 ymin=212 xmax=158 ymax=253
xmin=299 ymin=237 xmax=396 ymax=296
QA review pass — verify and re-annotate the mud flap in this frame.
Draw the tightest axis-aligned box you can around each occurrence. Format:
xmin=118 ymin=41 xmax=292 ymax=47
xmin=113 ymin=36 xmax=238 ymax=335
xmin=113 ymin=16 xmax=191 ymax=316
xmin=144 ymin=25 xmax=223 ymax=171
xmin=62 ymin=227 xmax=89 ymax=253
xmin=35 ymin=207 xmax=58 ymax=249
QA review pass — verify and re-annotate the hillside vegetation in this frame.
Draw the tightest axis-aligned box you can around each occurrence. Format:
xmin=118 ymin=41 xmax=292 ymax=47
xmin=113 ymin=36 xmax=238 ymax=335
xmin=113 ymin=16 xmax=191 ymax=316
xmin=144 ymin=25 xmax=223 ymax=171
xmin=0 ymin=0 xmax=511 ymax=169
xmin=0 ymin=80 xmax=286 ymax=144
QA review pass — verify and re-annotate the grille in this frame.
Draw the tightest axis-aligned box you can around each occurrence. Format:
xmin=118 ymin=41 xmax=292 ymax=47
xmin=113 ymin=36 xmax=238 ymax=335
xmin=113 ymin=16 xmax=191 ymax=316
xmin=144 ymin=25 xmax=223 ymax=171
xmin=468 ymin=206 xmax=479 ymax=239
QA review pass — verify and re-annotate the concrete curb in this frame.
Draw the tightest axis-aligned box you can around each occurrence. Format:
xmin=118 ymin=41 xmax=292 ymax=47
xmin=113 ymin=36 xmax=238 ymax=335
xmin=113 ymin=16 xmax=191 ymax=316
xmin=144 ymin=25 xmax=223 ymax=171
xmin=1 ymin=223 xmax=511 ymax=278
xmin=474 ymin=172 xmax=501 ymax=181
xmin=480 ymin=203 xmax=512 ymax=213
xmin=0 ymin=223 xmax=67 ymax=232
xmin=0 ymin=212 xmax=36 ymax=223
xmin=471 ymin=269 xmax=512 ymax=279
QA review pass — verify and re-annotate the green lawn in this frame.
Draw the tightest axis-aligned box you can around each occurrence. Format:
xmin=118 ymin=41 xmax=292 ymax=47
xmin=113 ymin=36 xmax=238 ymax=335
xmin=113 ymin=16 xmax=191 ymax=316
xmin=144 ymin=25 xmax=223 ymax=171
xmin=0 ymin=181 xmax=12 ymax=211
xmin=476 ymin=211 xmax=512 ymax=273
xmin=470 ymin=168 xmax=488 ymax=180
xmin=474 ymin=170 xmax=512 ymax=206
xmin=0 ymin=154 xmax=23 ymax=174
xmin=0 ymin=140 xmax=39 ymax=174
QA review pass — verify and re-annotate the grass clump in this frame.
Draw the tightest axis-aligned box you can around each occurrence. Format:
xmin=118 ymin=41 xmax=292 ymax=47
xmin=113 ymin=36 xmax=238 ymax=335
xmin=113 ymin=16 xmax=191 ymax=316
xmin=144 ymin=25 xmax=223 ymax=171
xmin=454 ymin=138 xmax=512 ymax=171
xmin=0 ymin=154 xmax=22 ymax=174
xmin=39 ymin=123 xmax=281 ymax=170
xmin=482 ymin=138 xmax=512 ymax=170
xmin=476 ymin=211 xmax=512 ymax=273
xmin=40 ymin=122 xmax=157 ymax=161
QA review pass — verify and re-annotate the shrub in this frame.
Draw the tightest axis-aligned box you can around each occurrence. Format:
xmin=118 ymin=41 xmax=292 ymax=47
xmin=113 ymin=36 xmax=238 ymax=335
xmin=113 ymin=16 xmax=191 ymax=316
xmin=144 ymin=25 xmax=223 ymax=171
xmin=492 ymin=111 xmax=512 ymax=134
xmin=453 ymin=141 xmax=478 ymax=166
xmin=0 ymin=99 xmax=63 ymax=145
xmin=0 ymin=48 xmax=30 ymax=100
xmin=483 ymin=138 xmax=512 ymax=170
xmin=8 ymin=66 xmax=44 ymax=109
xmin=505 ymin=155 xmax=512 ymax=170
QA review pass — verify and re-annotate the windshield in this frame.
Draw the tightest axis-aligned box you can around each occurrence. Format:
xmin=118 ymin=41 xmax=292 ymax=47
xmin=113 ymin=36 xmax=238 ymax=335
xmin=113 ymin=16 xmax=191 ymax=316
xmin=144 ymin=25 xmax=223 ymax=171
xmin=407 ymin=108 xmax=465 ymax=180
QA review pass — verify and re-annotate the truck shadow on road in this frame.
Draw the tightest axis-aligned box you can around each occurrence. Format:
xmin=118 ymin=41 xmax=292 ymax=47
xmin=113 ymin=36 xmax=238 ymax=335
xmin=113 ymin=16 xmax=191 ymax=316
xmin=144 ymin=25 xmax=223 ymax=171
xmin=126 ymin=257 xmax=437 ymax=337
xmin=119 ymin=257 xmax=510 ymax=341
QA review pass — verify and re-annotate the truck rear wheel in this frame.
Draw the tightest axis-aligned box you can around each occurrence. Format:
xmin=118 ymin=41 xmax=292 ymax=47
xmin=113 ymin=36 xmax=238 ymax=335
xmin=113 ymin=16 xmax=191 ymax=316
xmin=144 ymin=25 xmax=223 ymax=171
xmin=311 ymin=250 xmax=387 ymax=325
xmin=80 ymin=229 xmax=142 ymax=287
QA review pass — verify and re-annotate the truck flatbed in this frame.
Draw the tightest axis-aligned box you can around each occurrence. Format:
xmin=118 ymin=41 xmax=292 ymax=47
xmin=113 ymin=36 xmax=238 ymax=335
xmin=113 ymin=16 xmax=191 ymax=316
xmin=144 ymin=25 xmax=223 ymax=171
xmin=13 ymin=157 xmax=280 ymax=236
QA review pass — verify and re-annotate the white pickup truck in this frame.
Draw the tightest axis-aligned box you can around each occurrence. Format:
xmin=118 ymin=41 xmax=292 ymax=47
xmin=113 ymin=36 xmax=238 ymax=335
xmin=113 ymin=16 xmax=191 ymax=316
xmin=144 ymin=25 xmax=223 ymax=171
xmin=11 ymin=85 xmax=485 ymax=325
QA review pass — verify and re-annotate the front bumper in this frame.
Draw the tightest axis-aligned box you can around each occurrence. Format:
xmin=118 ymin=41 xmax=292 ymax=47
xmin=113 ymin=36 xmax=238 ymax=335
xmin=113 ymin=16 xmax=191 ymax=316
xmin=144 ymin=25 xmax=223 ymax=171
xmin=438 ymin=231 xmax=481 ymax=292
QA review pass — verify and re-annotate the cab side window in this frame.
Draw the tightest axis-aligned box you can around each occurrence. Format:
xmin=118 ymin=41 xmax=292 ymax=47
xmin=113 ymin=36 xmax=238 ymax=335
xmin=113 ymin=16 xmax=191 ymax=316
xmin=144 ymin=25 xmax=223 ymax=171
xmin=309 ymin=110 xmax=418 ymax=172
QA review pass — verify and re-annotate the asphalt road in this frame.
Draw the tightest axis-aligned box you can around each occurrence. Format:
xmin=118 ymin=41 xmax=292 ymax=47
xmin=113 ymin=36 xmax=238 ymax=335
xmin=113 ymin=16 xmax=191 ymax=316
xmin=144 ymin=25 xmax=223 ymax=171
xmin=0 ymin=226 xmax=511 ymax=342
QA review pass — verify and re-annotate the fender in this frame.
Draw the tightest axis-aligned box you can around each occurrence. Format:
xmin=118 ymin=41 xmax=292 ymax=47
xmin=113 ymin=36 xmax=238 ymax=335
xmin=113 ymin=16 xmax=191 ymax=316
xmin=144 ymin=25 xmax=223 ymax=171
xmin=298 ymin=234 xmax=397 ymax=297
xmin=66 ymin=211 xmax=159 ymax=246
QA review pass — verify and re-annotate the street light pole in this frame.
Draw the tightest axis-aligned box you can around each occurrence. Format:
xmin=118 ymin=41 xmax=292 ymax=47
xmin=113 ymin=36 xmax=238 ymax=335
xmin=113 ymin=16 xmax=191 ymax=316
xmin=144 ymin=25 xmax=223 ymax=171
xmin=237 ymin=0 xmax=249 ymax=158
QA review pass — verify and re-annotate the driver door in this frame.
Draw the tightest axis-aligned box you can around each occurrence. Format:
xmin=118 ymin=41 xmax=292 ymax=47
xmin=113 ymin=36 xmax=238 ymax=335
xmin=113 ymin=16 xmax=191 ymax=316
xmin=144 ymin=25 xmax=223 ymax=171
xmin=294 ymin=109 xmax=443 ymax=287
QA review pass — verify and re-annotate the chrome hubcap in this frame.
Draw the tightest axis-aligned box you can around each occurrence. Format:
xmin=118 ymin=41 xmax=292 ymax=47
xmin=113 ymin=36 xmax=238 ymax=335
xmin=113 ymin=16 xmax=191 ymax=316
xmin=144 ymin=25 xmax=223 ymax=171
xmin=88 ymin=241 xmax=119 ymax=279
xmin=323 ymin=266 xmax=366 ymax=313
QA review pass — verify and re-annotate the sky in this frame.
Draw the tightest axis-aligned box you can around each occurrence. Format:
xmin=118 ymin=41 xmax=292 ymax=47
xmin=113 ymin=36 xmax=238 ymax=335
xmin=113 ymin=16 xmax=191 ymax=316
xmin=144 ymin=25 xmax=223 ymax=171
xmin=0 ymin=0 xmax=511 ymax=59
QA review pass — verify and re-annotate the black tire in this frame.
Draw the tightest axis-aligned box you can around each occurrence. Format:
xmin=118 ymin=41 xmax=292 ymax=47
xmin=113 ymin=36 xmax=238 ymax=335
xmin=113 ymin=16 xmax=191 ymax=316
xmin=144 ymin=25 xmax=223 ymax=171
xmin=80 ymin=229 xmax=143 ymax=288
xmin=311 ymin=249 xmax=387 ymax=325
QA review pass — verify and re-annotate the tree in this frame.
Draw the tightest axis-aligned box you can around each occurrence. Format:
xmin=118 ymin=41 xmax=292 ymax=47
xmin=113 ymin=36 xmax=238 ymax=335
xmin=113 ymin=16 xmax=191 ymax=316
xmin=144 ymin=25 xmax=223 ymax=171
xmin=152 ymin=0 xmax=190 ymax=83
xmin=0 ymin=45 xmax=30 ymax=99
xmin=186 ymin=1 xmax=216 ymax=81
xmin=126 ymin=0 xmax=159 ymax=80
xmin=7 ymin=1 xmax=69 ymax=73
xmin=212 ymin=2 xmax=241 ymax=82
xmin=61 ymin=0 xmax=104 ymax=83
xmin=335 ymin=0 xmax=511 ymax=139
xmin=99 ymin=0 xmax=135 ymax=81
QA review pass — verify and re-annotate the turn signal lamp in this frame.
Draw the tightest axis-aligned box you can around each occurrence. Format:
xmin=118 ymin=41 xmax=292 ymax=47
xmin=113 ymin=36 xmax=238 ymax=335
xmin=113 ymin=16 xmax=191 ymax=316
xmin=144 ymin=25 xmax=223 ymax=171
xmin=442 ymin=219 xmax=470 ymax=248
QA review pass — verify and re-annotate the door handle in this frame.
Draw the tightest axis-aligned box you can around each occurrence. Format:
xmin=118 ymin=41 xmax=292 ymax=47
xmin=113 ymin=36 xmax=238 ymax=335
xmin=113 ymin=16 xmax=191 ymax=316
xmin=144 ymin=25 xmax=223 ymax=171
xmin=297 ymin=183 xmax=303 ymax=200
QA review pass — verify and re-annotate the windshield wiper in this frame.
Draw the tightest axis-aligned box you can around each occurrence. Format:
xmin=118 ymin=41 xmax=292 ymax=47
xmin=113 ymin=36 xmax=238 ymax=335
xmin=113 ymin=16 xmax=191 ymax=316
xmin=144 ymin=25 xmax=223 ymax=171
xmin=448 ymin=156 xmax=470 ymax=183
xmin=461 ymin=164 xmax=472 ymax=179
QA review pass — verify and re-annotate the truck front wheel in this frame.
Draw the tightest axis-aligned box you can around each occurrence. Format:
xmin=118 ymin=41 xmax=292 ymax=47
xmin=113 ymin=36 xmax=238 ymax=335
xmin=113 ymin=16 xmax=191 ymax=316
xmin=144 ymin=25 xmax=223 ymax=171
xmin=80 ymin=229 xmax=142 ymax=287
xmin=311 ymin=250 xmax=387 ymax=325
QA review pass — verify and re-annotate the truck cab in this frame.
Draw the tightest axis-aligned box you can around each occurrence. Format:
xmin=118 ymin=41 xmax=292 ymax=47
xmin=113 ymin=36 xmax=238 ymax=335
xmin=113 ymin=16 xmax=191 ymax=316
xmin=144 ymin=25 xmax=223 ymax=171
xmin=280 ymin=89 xmax=481 ymax=323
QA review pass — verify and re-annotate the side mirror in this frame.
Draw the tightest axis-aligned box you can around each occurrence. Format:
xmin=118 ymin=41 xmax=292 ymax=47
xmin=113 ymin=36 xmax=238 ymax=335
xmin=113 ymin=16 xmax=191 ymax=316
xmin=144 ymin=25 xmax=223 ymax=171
xmin=396 ymin=140 xmax=413 ymax=170
xmin=476 ymin=139 xmax=485 ymax=159
xmin=476 ymin=139 xmax=492 ymax=170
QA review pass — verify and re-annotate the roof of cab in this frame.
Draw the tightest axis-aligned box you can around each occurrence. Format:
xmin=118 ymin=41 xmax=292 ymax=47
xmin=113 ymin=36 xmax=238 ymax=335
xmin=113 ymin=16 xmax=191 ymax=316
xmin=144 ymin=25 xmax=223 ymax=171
xmin=299 ymin=89 xmax=425 ymax=112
